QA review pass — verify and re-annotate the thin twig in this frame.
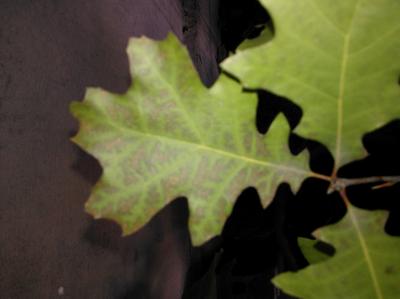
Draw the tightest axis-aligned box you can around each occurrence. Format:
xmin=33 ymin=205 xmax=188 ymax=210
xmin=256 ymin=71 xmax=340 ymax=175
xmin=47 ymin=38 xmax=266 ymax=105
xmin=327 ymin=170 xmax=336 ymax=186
xmin=329 ymin=176 xmax=400 ymax=193
xmin=372 ymin=181 xmax=396 ymax=190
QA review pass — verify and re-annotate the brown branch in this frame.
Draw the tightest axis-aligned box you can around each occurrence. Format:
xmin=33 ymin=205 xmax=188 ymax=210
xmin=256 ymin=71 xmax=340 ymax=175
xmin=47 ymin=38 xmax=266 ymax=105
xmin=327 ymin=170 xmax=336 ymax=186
xmin=329 ymin=176 xmax=400 ymax=193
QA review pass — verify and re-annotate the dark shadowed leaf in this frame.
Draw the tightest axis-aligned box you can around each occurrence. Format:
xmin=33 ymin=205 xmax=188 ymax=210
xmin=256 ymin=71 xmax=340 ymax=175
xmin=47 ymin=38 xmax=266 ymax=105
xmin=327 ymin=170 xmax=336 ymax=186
xmin=274 ymin=206 xmax=400 ymax=298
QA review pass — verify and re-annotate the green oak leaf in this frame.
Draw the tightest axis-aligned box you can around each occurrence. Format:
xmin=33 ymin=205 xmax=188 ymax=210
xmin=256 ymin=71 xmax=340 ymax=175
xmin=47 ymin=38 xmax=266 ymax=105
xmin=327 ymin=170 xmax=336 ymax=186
xmin=273 ymin=205 xmax=400 ymax=299
xmin=223 ymin=0 xmax=400 ymax=169
xmin=70 ymin=33 xmax=311 ymax=245
xmin=237 ymin=26 xmax=273 ymax=51
xmin=298 ymin=237 xmax=332 ymax=265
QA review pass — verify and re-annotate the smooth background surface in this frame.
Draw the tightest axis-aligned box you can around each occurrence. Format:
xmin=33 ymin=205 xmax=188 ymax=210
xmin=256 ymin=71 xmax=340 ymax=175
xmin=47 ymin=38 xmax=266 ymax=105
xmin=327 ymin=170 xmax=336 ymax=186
xmin=0 ymin=0 xmax=221 ymax=297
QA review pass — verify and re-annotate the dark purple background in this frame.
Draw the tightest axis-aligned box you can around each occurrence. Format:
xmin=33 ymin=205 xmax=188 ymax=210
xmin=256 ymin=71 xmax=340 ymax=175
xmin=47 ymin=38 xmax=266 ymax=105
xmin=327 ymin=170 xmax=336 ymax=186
xmin=0 ymin=1 xmax=221 ymax=298
xmin=3 ymin=1 xmax=399 ymax=298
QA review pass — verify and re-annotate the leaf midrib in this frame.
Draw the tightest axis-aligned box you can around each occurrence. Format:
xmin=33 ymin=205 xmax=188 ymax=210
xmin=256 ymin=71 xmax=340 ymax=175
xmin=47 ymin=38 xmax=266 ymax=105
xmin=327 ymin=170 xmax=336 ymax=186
xmin=335 ymin=0 xmax=359 ymax=170
xmin=348 ymin=206 xmax=384 ymax=299
xmin=103 ymin=116 xmax=323 ymax=179
xmin=335 ymin=2 xmax=385 ymax=294
xmin=134 ymin=129 xmax=310 ymax=176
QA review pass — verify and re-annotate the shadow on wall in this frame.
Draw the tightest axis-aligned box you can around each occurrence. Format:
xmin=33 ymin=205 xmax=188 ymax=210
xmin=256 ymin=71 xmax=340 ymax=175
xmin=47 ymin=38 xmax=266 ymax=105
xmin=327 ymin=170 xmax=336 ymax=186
xmin=83 ymin=198 xmax=190 ymax=299
xmin=0 ymin=0 xmax=191 ymax=298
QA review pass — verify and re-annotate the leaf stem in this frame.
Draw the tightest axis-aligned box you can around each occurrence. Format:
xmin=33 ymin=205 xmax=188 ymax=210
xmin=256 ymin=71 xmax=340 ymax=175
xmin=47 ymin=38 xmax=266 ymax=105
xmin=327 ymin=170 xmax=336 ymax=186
xmin=310 ymin=172 xmax=332 ymax=182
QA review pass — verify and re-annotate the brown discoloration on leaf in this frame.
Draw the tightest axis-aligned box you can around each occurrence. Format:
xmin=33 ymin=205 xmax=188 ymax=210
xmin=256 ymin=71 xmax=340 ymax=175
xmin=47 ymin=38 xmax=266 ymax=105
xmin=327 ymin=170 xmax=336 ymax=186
xmin=70 ymin=34 xmax=310 ymax=245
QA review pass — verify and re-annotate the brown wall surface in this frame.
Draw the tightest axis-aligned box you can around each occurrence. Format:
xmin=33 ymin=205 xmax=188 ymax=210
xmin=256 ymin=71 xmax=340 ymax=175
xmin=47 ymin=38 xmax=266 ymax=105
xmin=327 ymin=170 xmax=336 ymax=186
xmin=0 ymin=0 xmax=220 ymax=298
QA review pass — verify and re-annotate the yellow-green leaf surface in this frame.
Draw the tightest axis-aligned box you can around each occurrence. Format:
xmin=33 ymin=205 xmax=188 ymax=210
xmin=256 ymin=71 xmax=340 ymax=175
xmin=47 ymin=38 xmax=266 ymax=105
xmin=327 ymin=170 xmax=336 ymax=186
xmin=273 ymin=205 xmax=400 ymax=298
xmin=70 ymin=34 xmax=311 ymax=245
xmin=298 ymin=237 xmax=331 ymax=265
xmin=223 ymin=0 xmax=400 ymax=169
